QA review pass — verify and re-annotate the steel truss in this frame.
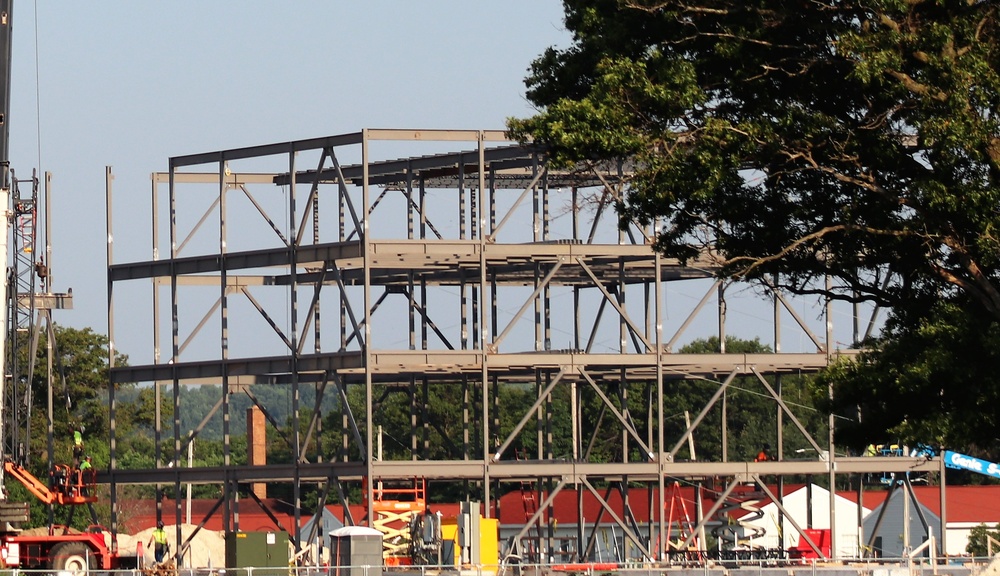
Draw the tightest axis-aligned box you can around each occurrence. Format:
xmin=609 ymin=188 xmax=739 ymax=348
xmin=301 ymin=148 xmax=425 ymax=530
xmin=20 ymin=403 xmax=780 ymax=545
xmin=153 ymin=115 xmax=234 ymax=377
xmin=105 ymin=129 xmax=941 ymax=562
xmin=4 ymin=171 xmax=37 ymax=468
xmin=4 ymin=171 xmax=72 ymax=467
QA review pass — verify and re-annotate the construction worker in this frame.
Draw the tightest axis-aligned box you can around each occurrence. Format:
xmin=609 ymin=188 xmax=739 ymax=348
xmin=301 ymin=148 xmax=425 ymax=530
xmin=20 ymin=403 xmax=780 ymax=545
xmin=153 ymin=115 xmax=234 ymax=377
xmin=53 ymin=465 xmax=69 ymax=496
xmin=754 ymin=444 xmax=771 ymax=462
xmin=147 ymin=521 xmax=168 ymax=564
xmin=77 ymin=456 xmax=93 ymax=496
xmin=72 ymin=424 xmax=85 ymax=468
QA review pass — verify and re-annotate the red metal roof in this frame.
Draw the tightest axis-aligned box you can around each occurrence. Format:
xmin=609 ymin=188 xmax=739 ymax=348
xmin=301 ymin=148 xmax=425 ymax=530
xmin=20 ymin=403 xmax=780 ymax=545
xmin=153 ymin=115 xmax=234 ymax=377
xmin=118 ymin=483 xmax=1000 ymax=534
xmin=884 ymin=485 xmax=1000 ymax=523
xmin=121 ymin=497 xmax=297 ymax=534
xmin=121 ymin=498 xmax=465 ymax=535
xmin=497 ymin=483 xmax=1000 ymax=526
xmin=495 ymin=482 xmax=722 ymax=524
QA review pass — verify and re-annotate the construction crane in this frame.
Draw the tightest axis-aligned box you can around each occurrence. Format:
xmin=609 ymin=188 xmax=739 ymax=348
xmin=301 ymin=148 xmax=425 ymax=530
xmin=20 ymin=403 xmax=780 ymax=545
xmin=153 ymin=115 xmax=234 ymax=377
xmin=0 ymin=0 xmax=13 ymax=495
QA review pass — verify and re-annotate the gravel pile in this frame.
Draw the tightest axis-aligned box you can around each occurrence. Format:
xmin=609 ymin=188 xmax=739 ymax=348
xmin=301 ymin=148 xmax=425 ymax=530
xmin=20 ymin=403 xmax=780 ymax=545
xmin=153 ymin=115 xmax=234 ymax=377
xmin=122 ymin=524 xmax=227 ymax=568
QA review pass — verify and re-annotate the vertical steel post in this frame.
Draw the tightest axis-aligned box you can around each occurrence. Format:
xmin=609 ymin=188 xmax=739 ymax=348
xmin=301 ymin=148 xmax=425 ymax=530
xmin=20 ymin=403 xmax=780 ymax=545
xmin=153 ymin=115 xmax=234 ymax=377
xmin=105 ymin=166 xmax=117 ymax=542
xmin=827 ymin=274 xmax=836 ymax=558
xmin=151 ymin=175 xmax=160 ymax=363
xmin=471 ymin=168 xmax=479 ymax=352
xmin=774 ymin=274 xmax=783 ymax=455
xmin=289 ymin=147 xmax=303 ymax=553
xmin=939 ymin=452 xmax=947 ymax=556
xmin=542 ymin=169 xmax=550 ymax=351
xmin=655 ymin=235 xmax=666 ymax=560
xmin=0 ymin=10 xmax=11 ymax=420
xmin=219 ymin=157 xmax=231 ymax=534
xmin=36 ymin=174 xmax=50 ymax=530
xmin=167 ymin=158 xmax=178 ymax=532
xmin=719 ymin=283 xmax=728 ymax=462
xmin=0 ymin=0 xmax=11 ymax=165
xmin=362 ymin=130 xmax=374 ymax=522
xmin=479 ymin=131 xmax=491 ymax=512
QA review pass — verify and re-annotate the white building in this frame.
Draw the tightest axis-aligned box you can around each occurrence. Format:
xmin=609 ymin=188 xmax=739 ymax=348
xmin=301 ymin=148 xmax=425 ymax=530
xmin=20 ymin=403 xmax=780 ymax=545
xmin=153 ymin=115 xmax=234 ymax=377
xmin=735 ymin=483 xmax=1000 ymax=558
xmin=734 ymin=484 xmax=873 ymax=557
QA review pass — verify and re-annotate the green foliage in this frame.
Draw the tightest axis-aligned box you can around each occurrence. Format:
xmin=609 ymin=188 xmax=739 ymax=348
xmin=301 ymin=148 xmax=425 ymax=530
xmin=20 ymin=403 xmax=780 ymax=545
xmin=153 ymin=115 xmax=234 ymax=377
xmin=967 ymin=523 xmax=1000 ymax=557
xmin=511 ymin=0 xmax=1000 ymax=449
xmin=2 ymin=325 xmax=133 ymax=530
xmin=512 ymin=0 xmax=1000 ymax=310
xmin=818 ymin=297 xmax=1000 ymax=456
xmin=13 ymin=325 xmax=130 ymax=466
xmin=672 ymin=337 xmax=826 ymax=462
xmin=679 ymin=336 xmax=770 ymax=355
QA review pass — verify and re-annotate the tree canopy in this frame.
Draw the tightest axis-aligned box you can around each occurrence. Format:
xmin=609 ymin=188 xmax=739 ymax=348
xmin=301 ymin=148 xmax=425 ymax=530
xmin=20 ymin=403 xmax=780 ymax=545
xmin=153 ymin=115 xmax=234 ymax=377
xmin=6 ymin=325 xmax=129 ymax=529
xmin=509 ymin=0 xmax=1000 ymax=452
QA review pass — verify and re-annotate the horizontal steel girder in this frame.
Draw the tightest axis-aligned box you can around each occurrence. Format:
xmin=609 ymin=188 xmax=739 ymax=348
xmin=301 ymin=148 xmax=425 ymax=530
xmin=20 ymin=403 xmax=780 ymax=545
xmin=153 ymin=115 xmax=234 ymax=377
xmin=109 ymin=350 xmax=855 ymax=384
xmin=109 ymin=240 xmax=718 ymax=285
xmin=97 ymin=456 xmax=937 ymax=485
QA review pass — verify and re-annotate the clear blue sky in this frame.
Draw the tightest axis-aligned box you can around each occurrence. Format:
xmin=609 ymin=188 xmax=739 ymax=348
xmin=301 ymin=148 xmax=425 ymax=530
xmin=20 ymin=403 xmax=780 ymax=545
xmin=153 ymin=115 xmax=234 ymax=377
xmin=8 ymin=1 xmax=571 ymax=353
xmin=7 ymin=1 xmax=868 ymax=362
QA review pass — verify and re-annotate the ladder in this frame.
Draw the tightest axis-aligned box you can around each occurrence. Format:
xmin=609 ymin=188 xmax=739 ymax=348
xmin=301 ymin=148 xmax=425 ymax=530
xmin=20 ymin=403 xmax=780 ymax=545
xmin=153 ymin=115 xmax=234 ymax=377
xmin=664 ymin=481 xmax=698 ymax=561
xmin=516 ymin=448 xmax=543 ymax=563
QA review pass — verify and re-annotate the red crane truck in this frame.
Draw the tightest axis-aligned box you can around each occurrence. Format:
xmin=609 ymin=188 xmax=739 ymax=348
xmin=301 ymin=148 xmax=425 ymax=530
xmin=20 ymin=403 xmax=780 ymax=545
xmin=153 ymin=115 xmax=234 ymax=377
xmin=0 ymin=459 xmax=138 ymax=572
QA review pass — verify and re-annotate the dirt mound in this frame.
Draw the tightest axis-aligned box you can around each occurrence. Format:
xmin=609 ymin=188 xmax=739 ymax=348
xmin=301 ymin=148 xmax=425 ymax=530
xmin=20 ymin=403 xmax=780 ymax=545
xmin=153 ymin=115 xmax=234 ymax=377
xmin=126 ymin=524 xmax=227 ymax=568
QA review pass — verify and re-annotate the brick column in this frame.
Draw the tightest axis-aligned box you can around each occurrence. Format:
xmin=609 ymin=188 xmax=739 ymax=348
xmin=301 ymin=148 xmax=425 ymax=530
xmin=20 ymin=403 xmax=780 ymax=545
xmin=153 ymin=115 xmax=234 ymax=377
xmin=247 ymin=406 xmax=267 ymax=499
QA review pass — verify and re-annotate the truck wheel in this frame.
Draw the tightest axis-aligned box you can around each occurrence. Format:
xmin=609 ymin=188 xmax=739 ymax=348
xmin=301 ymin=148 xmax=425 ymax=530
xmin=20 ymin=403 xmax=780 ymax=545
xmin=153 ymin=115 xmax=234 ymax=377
xmin=49 ymin=541 xmax=95 ymax=576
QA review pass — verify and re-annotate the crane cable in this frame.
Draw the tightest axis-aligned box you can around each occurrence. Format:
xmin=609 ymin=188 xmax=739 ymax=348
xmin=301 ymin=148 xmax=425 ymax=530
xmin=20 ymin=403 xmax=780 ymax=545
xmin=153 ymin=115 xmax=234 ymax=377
xmin=28 ymin=4 xmax=70 ymax=417
xmin=29 ymin=4 xmax=65 ymax=414
xmin=32 ymin=0 xmax=40 ymax=172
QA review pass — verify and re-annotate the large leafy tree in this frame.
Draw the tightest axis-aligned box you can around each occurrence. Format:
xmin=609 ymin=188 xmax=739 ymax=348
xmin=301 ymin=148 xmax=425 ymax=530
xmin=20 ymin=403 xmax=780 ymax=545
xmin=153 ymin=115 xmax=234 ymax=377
xmin=15 ymin=325 xmax=130 ymax=467
xmin=509 ymin=0 xmax=1000 ymax=450
xmin=5 ymin=325 xmax=131 ymax=529
xmin=816 ymin=296 xmax=1000 ymax=455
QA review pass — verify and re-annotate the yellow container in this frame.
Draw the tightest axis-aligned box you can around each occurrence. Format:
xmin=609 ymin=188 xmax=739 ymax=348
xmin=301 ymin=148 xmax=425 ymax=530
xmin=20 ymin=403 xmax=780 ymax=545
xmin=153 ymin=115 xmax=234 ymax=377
xmin=440 ymin=516 xmax=499 ymax=567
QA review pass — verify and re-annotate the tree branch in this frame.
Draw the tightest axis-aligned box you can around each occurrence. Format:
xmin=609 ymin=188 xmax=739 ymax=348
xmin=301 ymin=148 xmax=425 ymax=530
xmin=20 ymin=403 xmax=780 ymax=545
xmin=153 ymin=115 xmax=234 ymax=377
xmin=884 ymin=70 xmax=949 ymax=102
xmin=934 ymin=236 xmax=1000 ymax=320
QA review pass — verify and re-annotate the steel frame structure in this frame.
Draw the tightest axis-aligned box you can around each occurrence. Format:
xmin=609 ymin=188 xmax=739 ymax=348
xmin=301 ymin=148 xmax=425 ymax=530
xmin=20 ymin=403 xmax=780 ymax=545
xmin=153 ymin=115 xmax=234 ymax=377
xmin=105 ymin=129 xmax=942 ymax=562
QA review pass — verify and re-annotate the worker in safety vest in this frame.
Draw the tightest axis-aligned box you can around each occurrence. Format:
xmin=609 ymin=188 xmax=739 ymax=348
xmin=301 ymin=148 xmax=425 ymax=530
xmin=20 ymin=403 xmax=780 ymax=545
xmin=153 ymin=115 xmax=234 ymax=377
xmin=77 ymin=456 xmax=93 ymax=496
xmin=148 ymin=521 xmax=169 ymax=564
xmin=72 ymin=424 xmax=85 ymax=468
xmin=754 ymin=444 xmax=771 ymax=462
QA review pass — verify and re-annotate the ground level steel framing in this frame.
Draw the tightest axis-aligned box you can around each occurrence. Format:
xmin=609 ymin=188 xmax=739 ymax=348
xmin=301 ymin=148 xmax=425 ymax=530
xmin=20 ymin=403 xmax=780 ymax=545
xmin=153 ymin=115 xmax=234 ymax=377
xmin=105 ymin=129 xmax=944 ymax=562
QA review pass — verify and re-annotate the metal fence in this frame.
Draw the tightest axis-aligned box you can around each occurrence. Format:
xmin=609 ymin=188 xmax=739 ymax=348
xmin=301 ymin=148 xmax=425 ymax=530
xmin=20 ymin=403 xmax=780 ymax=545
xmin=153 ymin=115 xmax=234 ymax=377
xmin=0 ymin=556 xmax=996 ymax=576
